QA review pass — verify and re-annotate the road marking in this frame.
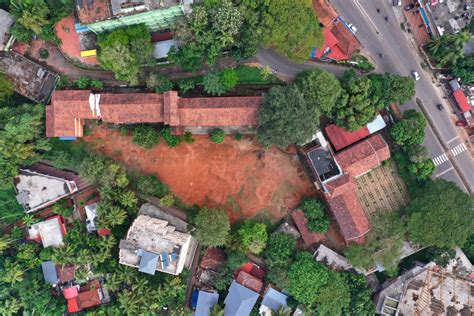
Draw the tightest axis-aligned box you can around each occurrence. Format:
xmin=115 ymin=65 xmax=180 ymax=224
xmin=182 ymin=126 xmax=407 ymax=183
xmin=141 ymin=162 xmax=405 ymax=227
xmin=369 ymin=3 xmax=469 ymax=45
xmin=432 ymin=153 xmax=448 ymax=166
xmin=450 ymin=143 xmax=466 ymax=156
xmin=352 ymin=0 xmax=381 ymax=35
xmin=447 ymin=136 xmax=459 ymax=144
xmin=435 ymin=166 xmax=454 ymax=178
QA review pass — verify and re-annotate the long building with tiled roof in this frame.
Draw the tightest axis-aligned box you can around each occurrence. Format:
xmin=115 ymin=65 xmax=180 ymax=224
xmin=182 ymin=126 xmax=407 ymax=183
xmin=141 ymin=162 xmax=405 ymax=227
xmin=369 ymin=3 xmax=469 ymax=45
xmin=45 ymin=90 xmax=262 ymax=138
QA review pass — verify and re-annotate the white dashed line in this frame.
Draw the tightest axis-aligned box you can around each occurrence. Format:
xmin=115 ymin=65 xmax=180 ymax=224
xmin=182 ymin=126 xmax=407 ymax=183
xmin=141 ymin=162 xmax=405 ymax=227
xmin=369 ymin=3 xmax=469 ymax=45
xmin=450 ymin=143 xmax=466 ymax=156
xmin=432 ymin=153 xmax=449 ymax=166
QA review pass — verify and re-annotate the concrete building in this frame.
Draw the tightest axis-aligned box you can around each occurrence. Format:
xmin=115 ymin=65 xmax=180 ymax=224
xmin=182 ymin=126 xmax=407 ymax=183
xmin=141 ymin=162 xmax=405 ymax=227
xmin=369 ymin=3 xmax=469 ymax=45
xmin=0 ymin=51 xmax=58 ymax=103
xmin=0 ymin=9 xmax=14 ymax=51
xmin=119 ymin=203 xmax=196 ymax=275
xmin=28 ymin=215 xmax=67 ymax=248
xmin=422 ymin=0 xmax=472 ymax=35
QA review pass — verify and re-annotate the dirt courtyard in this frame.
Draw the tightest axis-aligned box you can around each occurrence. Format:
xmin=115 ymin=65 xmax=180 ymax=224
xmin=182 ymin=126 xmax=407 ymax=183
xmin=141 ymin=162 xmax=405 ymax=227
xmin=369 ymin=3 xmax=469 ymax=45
xmin=85 ymin=126 xmax=317 ymax=222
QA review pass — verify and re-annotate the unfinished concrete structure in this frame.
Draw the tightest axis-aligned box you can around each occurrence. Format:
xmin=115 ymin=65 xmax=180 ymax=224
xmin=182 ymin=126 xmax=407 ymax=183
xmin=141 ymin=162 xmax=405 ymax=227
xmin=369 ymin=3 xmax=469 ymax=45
xmin=28 ymin=215 xmax=67 ymax=248
xmin=376 ymin=261 xmax=474 ymax=315
xmin=0 ymin=51 xmax=58 ymax=103
xmin=119 ymin=203 xmax=196 ymax=276
xmin=0 ymin=9 xmax=14 ymax=51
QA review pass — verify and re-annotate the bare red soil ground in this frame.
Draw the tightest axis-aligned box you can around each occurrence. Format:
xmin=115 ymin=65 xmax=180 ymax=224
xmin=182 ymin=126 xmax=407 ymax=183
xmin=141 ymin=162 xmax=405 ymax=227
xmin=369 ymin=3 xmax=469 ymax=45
xmin=85 ymin=126 xmax=317 ymax=222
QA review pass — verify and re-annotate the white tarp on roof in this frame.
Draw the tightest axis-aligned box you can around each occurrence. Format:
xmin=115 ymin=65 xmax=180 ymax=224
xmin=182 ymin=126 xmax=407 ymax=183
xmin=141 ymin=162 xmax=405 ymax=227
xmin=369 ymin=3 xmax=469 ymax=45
xmin=366 ymin=114 xmax=386 ymax=134
xmin=153 ymin=39 xmax=179 ymax=59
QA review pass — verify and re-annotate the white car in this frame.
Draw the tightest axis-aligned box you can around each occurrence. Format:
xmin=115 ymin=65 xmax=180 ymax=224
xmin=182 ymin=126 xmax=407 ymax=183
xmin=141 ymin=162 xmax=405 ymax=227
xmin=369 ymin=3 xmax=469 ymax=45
xmin=411 ymin=71 xmax=420 ymax=81
xmin=348 ymin=23 xmax=358 ymax=34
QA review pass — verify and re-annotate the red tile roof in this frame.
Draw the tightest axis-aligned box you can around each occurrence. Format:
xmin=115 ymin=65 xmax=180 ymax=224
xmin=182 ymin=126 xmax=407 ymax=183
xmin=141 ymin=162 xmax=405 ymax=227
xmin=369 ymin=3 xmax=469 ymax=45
xmin=291 ymin=210 xmax=326 ymax=246
xmin=76 ymin=0 xmax=112 ymax=24
xmin=314 ymin=28 xmax=349 ymax=61
xmin=324 ymin=174 xmax=355 ymax=197
xmin=63 ymin=287 xmax=79 ymax=299
xmin=67 ymin=279 xmax=103 ymax=312
xmin=67 ymin=298 xmax=80 ymax=313
xmin=335 ymin=134 xmax=390 ymax=178
xmin=453 ymin=90 xmax=471 ymax=113
xmin=98 ymin=228 xmax=112 ymax=236
xmin=325 ymin=189 xmax=370 ymax=244
xmin=325 ymin=124 xmax=370 ymax=151
xmin=235 ymin=270 xmax=263 ymax=293
xmin=46 ymin=91 xmax=262 ymax=137
xmin=312 ymin=0 xmax=360 ymax=58
xmin=200 ymin=247 xmax=227 ymax=271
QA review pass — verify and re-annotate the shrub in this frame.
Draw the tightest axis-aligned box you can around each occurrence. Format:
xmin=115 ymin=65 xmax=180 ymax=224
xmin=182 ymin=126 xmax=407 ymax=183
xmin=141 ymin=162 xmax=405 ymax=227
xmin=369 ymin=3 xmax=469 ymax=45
xmin=119 ymin=126 xmax=130 ymax=136
xmin=194 ymin=208 xmax=230 ymax=247
xmin=160 ymin=127 xmax=181 ymax=147
xmin=132 ymin=125 xmax=160 ymax=149
xmin=134 ymin=174 xmax=169 ymax=198
xmin=300 ymin=198 xmax=330 ymax=233
xmin=234 ymin=133 xmax=242 ymax=141
xmin=75 ymin=77 xmax=91 ymax=89
xmin=160 ymin=193 xmax=175 ymax=207
xmin=220 ymin=68 xmax=238 ymax=91
xmin=233 ymin=221 xmax=268 ymax=254
xmin=39 ymin=48 xmax=49 ymax=59
xmin=183 ymin=131 xmax=195 ymax=144
xmin=211 ymin=128 xmax=225 ymax=144
xmin=146 ymin=73 xmax=174 ymax=93
xmin=203 ymin=72 xmax=225 ymax=96
xmin=177 ymin=78 xmax=195 ymax=93
xmin=90 ymin=79 xmax=104 ymax=89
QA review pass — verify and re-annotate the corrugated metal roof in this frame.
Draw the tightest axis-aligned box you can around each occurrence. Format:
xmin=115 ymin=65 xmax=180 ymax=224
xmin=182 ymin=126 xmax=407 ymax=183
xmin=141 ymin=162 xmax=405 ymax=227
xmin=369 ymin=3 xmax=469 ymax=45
xmin=41 ymin=261 xmax=59 ymax=284
xmin=195 ymin=291 xmax=219 ymax=316
xmin=261 ymin=288 xmax=288 ymax=312
xmin=224 ymin=281 xmax=258 ymax=316
xmin=138 ymin=250 xmax=159 ymax=275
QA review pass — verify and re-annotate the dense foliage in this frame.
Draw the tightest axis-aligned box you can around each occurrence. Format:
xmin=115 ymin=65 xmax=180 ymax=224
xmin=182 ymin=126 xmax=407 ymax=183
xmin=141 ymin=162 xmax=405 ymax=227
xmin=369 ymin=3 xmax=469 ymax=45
xmin=231 ymin=220 xmax=268 ymax=254
xmin=264 ymin=233 xmax=296 ymax=268
xmin=210 ymin=128 xmax=226 ymax=144
xmin=427 ymin=31 xmax=471 ymax=67
xmin=98 ymin=24 xmax=154 ymax=85
xmin=390 ymin=109 xmax=426 ymax=146
xmin=0 ymin=74 xmax=14 ymax=101
xmin=257 ymin=85 xmax=320 ymax=147
xmin=406 ymin=180 xmax=474 ymax=248
xmin=0 ymin=103 xmax=49 ymax=187
xmin=132 ymin=174 xmax=169 ymax=198
xmin=132 ymin=125 xmax=160 ymax=149
xmin=146 ymin=73 xmax=174 ymax=93
xmin=299 ymin=198 xmax=330 ymax=233
xmin=261 ymin=0 xmax=324 ymax=62
xmin=194 ymin=208 xmax=231 ymax=247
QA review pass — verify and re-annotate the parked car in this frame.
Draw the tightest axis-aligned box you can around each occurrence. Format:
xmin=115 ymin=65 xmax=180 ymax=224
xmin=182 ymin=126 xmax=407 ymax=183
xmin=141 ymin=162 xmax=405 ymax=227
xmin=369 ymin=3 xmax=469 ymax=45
xmin=411 ymin=71 xmax=420 ymax=81
xmin=348 ymin=23 xmax=358 ymax=34
xmin=455 ymin=120 xmax=467 ymax=127
xmin=393 ymin=0 xmax=402 ymax=6
xmin=436 ymin=104 xmax=444 ymax=111
xmin=405 ymin=4 xmax=415 ymax=10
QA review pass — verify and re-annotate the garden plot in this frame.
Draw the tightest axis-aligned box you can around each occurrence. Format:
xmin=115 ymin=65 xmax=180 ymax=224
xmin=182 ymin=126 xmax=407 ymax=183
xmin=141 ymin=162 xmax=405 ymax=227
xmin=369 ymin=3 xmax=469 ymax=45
xmin=354 ymin=160 xmax=409 ymax=217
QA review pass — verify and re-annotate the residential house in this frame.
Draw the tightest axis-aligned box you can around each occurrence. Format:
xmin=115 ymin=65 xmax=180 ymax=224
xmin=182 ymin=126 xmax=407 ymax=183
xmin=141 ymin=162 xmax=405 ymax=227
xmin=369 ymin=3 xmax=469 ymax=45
xmin=75 ymin=0 xmax=193 ymax=34
xmin=312 ymin=0 xmax=360 ymax=60
xmin=118 ymin=203 xmax=196 ymax=275
xmin=45 ymin=90 xmax=263 ymax=138
xmin=27 ymin=215 xmax=67 ymax=248
xmin=64 ymin=279 xmax=110 ymax=313
xmin=234 ymin=262 xmax=265 ymax=294
xmin=421 ymin=0 xmax=472 ymax=35
xmin=41 ymin=261 xmax=76 ymax=285
xmin=0 ymin=51 xmax=58 ymax=103
xmin=0 ymin=9 xmax=14 ymax=51
xmin=14 ymin=162 xmax=89 ymax=213
xmin=194 ymin=290 xmax=219 ymax=316
xmin=224 ymin=281 xmax=259 ymax=316
xmin=259 ymin=288 xmax=289 ymax=316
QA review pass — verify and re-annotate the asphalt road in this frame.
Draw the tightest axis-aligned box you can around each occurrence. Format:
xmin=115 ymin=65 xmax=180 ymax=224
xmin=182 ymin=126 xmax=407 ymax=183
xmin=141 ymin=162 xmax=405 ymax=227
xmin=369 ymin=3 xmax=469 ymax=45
xmin=257 ymin=0 xmax=474 ymax=193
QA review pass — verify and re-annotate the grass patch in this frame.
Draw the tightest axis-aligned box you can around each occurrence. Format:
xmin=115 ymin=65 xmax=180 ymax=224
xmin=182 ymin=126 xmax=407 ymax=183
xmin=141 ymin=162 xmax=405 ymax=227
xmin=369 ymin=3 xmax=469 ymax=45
xmin=233 ymin=65 xmax=280 ymax=84
xmin=0 ymin=185 xmax=24 ymax=225
xmin=43 ymin=138 xmax=90 ymax=170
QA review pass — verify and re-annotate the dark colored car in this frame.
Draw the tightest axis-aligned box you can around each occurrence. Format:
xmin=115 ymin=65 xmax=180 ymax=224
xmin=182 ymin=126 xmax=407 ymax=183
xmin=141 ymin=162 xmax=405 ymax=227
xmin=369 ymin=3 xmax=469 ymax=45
xmin=405 ymin=4 xmax=414 ymax=10
xmin=436 ymin=104 xmax=444 ymax=111
xmin=455 ymin=120 xmax=467 ymax=127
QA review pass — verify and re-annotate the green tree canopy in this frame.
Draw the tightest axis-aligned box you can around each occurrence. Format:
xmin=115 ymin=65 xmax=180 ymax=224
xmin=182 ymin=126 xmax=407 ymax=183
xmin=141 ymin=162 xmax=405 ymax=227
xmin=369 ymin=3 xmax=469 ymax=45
xmin=295 ymin=69 xmax=342 ymax=115
xmin=0 ymin=104 xmax=49 ymax=187
xmin=0 ymin=74 xmax=14 ymax=101
xmin=98 ymin=24 xmax=154 ymax=85
xmin=452 ymin=56 xmax=474 ymax=84
xmin=232 ymin=220 xmax=268 ymax=254
xmin=330 ymin=70 xmax=382 ymax=131
xmin=264 ymin=233 xmax=296 ymax=267
xmin=390 ymin=109 xmax=427 ymax=147
xmin=257 ymin=85 xmax=320 ymax=147
xmin=406 ymin=179 xmax=474 ymax=248
xmin=368 ymin=73 xmax=415 ymax=105
xmin=194 ymin=208 xmax=230 ymax=247
xmin=427 ymin=31 xmax=471 ymax=67
xmin=299 ymin=198 xmax=330 ymax=233
xmin=262 ymin=0 xmax=324 ymax=62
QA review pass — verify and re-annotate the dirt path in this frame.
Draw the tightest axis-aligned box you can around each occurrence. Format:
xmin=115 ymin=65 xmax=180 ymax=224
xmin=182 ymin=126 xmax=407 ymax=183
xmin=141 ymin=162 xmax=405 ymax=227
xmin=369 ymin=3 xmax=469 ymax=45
xmin=84 ymin=126 xmax=316 ymax=222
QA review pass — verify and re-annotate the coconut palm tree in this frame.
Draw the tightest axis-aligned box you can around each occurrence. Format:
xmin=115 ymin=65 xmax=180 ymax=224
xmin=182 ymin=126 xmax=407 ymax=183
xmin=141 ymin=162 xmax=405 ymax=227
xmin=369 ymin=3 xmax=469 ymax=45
xmin=209 ymin=304 xmax=225 ymax=316
xmin=102 ymin=206 xmax=127 ymax=227
xmin=119 ymin=190 xmax=138 ymax=209
xmin=0 ymin=261 xmax=25 ymax=284
xmin=131 ymin=277 xmax=149 ymax=293
xmin=271 ymin=306 xmax=292 ymax=316
xmin=104 ymin=273 xmax=122 ymax=292
xmin=51 ymin=244 xmax=76 ymax=266
xmin=0 ymin=235 xmax=12 ymax=252
xmin=22 ymin=214 xmax=36 ymax=227
xmin=118 ymin=290 xmax=142 ymax=315
xmin=0 ymin=297 xmax=21 ymax=315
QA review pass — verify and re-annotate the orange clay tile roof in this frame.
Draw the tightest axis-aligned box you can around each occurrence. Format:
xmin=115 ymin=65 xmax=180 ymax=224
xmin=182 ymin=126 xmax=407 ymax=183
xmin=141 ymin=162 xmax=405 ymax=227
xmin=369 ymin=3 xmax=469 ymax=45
xmin=335 ymin=134 xmax=390 ymax=178
xmin=46 ymin=90 xmax=262 ymax=137
xmin=56 ymin=265 xmax=76 ymax=283
xmin=292 ymin=210 xmax=326 ymax=247
xmin=235 ymin=270 xmax=263 ymax=293
xmin=312 ymin=0 xmax=360 ymax=58
xmin=325 ymin=189 xmax=370 ymax=244
xmin=324 ymin=174 xmax=355 ymax=197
